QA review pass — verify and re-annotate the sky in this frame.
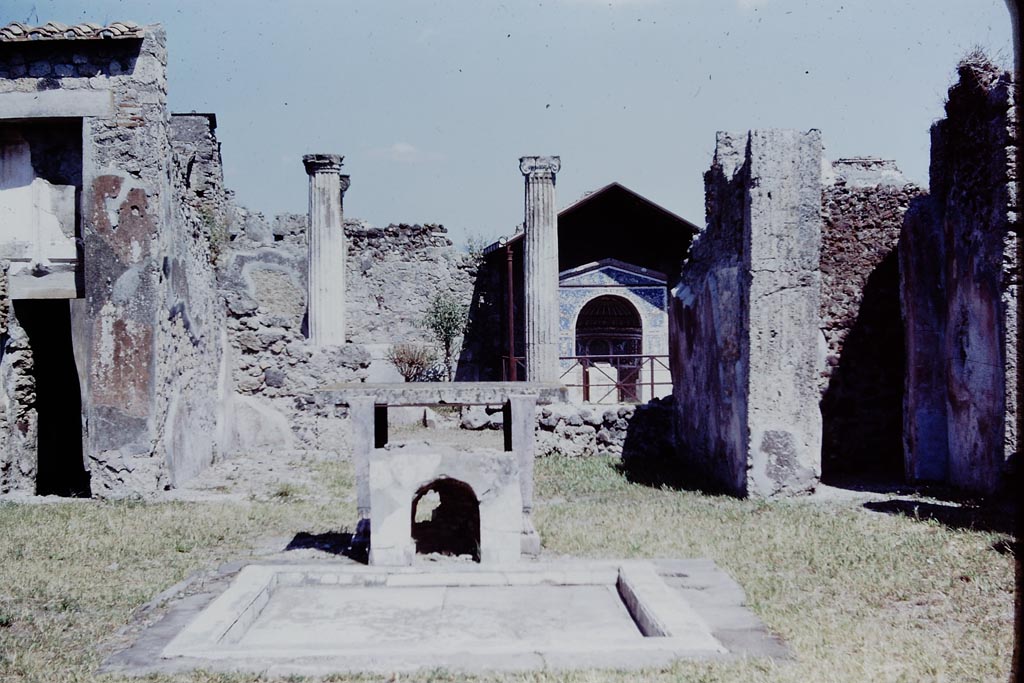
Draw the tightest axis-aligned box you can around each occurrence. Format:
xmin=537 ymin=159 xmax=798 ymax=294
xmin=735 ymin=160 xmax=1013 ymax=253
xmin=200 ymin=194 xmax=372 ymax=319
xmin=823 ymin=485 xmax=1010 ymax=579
xmin=1 ymin=1 xmax=1015 ymax=248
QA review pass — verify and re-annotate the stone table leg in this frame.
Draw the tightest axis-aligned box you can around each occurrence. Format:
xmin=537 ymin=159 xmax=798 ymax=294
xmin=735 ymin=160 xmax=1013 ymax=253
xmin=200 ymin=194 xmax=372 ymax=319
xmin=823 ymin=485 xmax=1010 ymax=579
xmin=506 ymin=394 xmax=540 ymax=556
xmin=348 ymin=397 xmax=375 ymax=555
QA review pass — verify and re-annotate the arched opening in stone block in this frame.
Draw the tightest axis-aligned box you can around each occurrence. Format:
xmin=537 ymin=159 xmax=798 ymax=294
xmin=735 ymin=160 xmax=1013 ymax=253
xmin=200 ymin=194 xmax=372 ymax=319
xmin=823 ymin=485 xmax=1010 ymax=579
xmin=575 ymin=295 xmax=643 ymax=402
xmin=411 ymin=477 xmax=480 ymax=561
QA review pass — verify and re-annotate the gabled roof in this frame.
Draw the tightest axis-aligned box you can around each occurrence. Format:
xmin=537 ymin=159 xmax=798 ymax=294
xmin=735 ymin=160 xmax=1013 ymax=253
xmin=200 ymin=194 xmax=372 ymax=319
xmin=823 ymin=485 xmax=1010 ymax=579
xmin=559 ymin=182 xmax=699 ymax=234
xmin=482 ymin=181 xmax=698 ymax=257
xmin=0 ymin=21 xmax=143 ymax=42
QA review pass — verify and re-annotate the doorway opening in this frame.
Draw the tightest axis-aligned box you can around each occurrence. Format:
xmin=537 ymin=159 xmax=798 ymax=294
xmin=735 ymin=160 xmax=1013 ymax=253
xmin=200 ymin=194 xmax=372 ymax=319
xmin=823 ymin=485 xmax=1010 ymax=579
xmin=12 ymin=299 xmax=89 ymax=497
xmin=575 ymin=295 xmax=643 ymax=402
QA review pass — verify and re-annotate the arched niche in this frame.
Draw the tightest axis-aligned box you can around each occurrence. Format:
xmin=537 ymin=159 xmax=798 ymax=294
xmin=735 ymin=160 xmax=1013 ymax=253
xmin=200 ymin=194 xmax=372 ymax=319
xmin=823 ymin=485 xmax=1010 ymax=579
xmin=574 ymin=294 xmax=643 ymax=401
xmin=410 ymin=477 xmax=481 ymax=561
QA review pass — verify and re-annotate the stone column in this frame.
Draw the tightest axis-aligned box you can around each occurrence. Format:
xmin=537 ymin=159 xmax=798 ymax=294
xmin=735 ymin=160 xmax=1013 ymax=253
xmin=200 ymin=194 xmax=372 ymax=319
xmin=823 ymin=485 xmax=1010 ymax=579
xmin=302 ymin=153 xmax=350 ymax=348
xmin=519 ymin=155 xmax=561 ymax=382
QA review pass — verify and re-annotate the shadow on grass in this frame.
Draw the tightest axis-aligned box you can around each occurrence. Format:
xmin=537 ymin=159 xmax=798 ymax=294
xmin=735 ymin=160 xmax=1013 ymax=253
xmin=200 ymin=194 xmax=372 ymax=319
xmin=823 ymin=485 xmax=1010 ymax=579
xmin=862 ymin=499 xmax=1017 ymax=536
xmin=284 ymin=531 xmax=368 ymax=563
xmin=615 ymin=455 xmax=699 ymax=492
xmin=616 ymin=397 xmax=741 ymax=496
xmin=823 ymin=474 xmax=959 ymax=499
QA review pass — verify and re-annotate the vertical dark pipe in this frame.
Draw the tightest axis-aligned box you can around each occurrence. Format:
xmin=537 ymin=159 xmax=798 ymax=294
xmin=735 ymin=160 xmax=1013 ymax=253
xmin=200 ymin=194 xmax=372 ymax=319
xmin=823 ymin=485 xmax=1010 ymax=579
xmin=506 ymin=243 xmax=517 ymax=381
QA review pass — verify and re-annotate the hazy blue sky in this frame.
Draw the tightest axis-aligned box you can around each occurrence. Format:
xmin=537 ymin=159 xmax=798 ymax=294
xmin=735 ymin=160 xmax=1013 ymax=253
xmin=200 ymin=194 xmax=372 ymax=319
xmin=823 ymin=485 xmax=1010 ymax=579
xmin=2 ymin=1 xmax=1015 ymax=246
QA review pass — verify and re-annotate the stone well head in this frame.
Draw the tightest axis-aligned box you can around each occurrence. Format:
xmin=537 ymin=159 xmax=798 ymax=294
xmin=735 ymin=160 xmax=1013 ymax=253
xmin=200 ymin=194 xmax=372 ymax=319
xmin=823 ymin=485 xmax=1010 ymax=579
xmin=368 ymin=443 xmax=522 ymax=566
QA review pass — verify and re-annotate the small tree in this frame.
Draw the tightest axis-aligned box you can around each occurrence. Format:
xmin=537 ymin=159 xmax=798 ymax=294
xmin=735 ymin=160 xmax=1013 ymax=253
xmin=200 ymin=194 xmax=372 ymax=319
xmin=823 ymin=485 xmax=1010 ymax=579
xmin=423 ymin=292 xmax=468 ymax=381
xmin=386 ymin=343 xmax=438 ymax=382
xmin=464 ymin=233 xmax=487 ymax=266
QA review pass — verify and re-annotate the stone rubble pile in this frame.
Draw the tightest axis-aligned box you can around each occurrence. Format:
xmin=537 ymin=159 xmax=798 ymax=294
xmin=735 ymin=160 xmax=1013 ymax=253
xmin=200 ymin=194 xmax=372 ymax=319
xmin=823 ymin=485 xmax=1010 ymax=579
xmin=460 ymin=398 xmax=674 ymax=459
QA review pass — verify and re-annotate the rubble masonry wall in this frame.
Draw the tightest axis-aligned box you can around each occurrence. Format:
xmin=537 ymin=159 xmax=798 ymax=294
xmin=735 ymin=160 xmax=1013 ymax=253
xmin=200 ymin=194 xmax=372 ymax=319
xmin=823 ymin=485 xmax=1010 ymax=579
xmin=218 ymin=217 xmax=479 ymax=450
xmin=819 ymin=160 xmax=924 ymax=480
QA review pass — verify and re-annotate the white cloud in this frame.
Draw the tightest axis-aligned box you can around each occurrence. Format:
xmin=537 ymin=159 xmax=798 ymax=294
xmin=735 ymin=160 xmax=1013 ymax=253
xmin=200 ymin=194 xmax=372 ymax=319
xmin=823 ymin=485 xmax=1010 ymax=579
xmin=367 ymin=142 xmax=444 ymax=165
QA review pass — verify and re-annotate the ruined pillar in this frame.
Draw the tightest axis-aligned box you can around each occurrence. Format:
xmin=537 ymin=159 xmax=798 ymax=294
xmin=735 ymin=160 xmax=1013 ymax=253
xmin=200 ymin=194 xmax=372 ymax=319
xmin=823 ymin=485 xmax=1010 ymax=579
xmin=519 ymin=155 xmax=561 ymax=382
xmin=899 ymin=57 xmax=1017 ymax=494
xmin=671 ymin=130 xmax=822 ymax=498
xmin=302 ymin=153 xmax=349 ymax=348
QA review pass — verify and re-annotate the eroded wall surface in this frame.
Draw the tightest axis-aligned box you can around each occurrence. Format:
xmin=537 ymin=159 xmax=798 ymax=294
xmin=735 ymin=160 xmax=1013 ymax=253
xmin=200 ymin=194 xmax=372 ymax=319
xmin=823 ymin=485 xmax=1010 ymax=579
xmin=669 ymin=131 xmax=748 ymax=494
xmin=670 ymin=130 xmax=822 ymax=497
xmin=160 ymin=113 xmax=229 ymax=488
xmin=900 ymin=57 xmax=1017 ymax=494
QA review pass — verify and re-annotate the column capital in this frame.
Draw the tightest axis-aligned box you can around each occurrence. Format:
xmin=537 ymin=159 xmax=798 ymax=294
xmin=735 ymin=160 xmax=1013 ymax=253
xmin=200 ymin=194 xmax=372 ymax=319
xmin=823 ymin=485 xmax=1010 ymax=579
xmin=519 ymin=155 xmax=561 ymax=178
xmin=303 ymin=153 xmax=345 ymax=175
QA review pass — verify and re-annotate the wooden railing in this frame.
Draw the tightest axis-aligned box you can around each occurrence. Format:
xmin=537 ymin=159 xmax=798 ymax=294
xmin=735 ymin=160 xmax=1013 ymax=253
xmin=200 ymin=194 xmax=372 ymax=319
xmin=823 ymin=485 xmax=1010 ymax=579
xmin=502 ymin=354 xmax=671 ymax=404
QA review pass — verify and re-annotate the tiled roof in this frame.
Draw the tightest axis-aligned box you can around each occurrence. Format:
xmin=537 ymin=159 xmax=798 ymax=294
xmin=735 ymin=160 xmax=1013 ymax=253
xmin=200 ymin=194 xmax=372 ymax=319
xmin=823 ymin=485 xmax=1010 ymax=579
xmin=0 ymin=21 xmax=143 ymax=42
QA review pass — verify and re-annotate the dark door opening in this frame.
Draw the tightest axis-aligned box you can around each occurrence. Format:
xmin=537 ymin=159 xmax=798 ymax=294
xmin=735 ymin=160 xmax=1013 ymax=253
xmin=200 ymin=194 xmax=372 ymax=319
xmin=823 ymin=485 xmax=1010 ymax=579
xmin=12 ymin=299 xmax=89 ymax=497
xmin=820 ymin=252 xmax=905 ymax=485
xmin=411 ymin=477 xmax=480 ymax=561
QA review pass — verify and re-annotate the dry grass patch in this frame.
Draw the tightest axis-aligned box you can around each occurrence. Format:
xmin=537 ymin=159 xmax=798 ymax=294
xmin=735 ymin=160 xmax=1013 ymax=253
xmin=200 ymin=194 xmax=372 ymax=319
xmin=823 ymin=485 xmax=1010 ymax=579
xmin=534 ymin=456 xmax=1015 ymax=683
xmin=0 ymin=454 xmax=1014 ymax=683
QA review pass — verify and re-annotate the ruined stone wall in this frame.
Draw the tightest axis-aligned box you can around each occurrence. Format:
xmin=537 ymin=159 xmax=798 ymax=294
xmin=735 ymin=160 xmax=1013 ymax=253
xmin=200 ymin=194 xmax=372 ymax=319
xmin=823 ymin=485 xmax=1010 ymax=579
xmin=900 ymin=56 xmax=1017 ymax=494
xmin=231 ymin=215 xmax=476 ymax=342
xmin=460 ymin=246 xmax=508 ymax=381
xmin=670 ymin=130 xmax=822 ymax=498
xmin=0 ymin=264 xmax=7 ymax=334
xmin=819 ymin=160 xmax=924 ymax=481
xmin=216 ymin=214 xmax=489 ymax=450
xmin=460 ymin=401 xmax=628 ymax=456
xmin=668 ymin=131 xmax=748 ymax=495
xmin=75 ymin=31 xmax=172 ymax=492
xmin=346 ymin=222 xmax=477 ymax=348
xmin=456 ymin=397 xmax=674 ymax=464
xmin=218 ymin=216 xmax=363 ymax=452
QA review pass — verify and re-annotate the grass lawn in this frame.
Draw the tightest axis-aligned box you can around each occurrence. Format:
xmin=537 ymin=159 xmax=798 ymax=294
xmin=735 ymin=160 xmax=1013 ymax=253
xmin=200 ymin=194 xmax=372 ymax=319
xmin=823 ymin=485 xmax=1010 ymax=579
xmin=0 ymin=455 xmax=1015 ymax=682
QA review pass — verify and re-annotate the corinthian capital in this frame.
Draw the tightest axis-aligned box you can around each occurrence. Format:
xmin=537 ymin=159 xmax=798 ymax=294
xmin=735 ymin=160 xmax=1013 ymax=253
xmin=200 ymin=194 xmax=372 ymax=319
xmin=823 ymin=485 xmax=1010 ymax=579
xmin=519 ymin=155 xmax=561 ymax=177
xmin=303 ymin=153 xmax=345 ymax=175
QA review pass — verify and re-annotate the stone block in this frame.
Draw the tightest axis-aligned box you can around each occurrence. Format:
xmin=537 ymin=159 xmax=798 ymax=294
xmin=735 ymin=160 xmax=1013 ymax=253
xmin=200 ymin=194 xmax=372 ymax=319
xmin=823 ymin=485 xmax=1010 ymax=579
xmin=222 ymin=394 xmax=294 ymax=455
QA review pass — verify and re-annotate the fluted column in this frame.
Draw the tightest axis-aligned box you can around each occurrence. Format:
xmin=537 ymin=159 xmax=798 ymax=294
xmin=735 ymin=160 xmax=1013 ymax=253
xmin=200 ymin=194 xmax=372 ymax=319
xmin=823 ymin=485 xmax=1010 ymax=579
xmin=302 ymin=153 xmax=349 ymax=348
xmin=519 ymin=155 xmax=561 ymax=382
